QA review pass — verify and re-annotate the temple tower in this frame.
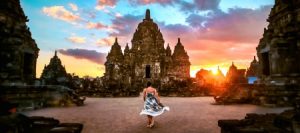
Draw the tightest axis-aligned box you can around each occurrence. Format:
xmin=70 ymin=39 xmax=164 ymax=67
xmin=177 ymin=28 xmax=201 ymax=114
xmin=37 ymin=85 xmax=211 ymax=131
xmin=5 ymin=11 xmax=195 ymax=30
xmin=104 ymin=9 xmax=191 ymax=90
xmin=40 ymin=51 xmax=69 ymax=85
xmin=104 ymin=38 xmax=124 ymax=80
xmin=172 ymin=38 xmax=191 ymax=79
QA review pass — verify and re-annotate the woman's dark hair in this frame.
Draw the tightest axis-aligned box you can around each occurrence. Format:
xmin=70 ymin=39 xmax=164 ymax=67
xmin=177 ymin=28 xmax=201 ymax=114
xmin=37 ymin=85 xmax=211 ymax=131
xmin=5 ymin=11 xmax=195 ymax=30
xmin=147 ymin=82 xmax=152 ymax=87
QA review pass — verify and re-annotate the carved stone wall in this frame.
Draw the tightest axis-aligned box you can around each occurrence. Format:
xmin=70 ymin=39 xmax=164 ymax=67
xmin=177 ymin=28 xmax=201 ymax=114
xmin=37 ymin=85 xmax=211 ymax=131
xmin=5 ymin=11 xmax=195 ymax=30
xmin=0 ymin=0 xmax=39 ymax=85
xmin=256 ymin=0 xmax=300 ymax=83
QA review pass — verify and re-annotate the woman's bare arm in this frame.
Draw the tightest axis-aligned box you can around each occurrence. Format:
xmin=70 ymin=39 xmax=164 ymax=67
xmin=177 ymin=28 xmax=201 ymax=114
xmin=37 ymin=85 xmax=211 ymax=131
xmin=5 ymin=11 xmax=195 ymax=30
xmin=143 ymin=89 xmax=146 ymax=101
xmin=155 ymin=89 xmax=160 ymax=103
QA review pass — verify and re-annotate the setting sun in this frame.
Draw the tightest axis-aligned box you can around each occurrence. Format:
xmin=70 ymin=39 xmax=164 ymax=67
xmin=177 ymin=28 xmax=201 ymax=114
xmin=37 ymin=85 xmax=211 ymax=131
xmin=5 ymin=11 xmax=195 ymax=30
xmin=190 ymin=65 xmax=228 ymax=77
xmin=212 ymin=69 xmax=218 ymax=75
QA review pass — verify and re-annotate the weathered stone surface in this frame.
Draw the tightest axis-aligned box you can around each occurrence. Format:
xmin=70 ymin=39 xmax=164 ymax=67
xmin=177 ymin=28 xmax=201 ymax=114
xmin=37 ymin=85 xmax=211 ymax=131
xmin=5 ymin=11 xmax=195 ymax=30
xmin=0 ymin=0 xmax=39 ymax=85
xmin=219 ymin=99 xmax=300 ymax=133
xmin=256 ymin=0 xmax=300 ymax=83
xmin=241 ymin=0 xmax=300 ymax=106
xmin=252 ymin=84 xmax=300 ymax=107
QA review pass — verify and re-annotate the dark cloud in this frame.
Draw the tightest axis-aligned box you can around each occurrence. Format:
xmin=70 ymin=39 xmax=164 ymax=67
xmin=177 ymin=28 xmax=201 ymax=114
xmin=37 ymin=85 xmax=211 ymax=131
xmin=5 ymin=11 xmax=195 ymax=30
xmin=158 ymin=22 xmax=192 ymax=43
xmin=186 ymin=14 xmax=207 ymax=28
xmin=128 ymin=0 xmax=178 ymax=6
xmin=109 ymin=14 xmax=142 ymax=37
xmin=179 ymin=0 xmax=221 ymax=12
xmin=58 ymin=49 xmax=106 ymax=64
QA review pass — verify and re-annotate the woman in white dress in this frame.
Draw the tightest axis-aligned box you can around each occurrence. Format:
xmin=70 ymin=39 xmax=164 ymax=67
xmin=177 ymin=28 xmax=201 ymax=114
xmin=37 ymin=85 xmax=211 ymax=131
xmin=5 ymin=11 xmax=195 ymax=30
xmin=140 ymin=82 xmax=169 ymax=128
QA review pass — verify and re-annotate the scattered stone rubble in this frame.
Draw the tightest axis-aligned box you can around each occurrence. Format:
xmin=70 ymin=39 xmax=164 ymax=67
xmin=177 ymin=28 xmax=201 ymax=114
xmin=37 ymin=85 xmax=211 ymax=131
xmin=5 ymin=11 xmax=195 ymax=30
xmin=213 ymin=84 xmax=253 ymax=105
xmin=0 ymin=114 xmax=83 ymax=133
xmin=1 ymin=85 xmax=85 ymax=110
xmin=218 ymin=100 xmax=300 ymax=133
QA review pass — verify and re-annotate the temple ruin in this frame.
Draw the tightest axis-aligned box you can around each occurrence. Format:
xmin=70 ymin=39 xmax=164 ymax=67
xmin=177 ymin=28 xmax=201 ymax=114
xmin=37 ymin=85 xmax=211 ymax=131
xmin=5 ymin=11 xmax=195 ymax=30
xmin=40 ymin=51 xmax=70 ymax=86
xmin=255 ymin=0 xmax=300 ymax=106
xmin=256 ymin=0 xmax=300 ymax=84
xmin=0 ymin=0 xmax=39 ymax=85
xmin=101 ymin=9 xmax=191 ymax=96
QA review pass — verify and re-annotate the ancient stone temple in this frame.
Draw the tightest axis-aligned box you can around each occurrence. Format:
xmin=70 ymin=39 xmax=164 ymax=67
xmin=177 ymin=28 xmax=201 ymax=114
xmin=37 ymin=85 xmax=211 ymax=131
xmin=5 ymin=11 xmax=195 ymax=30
xmin=246 ymin=56 xmax=259 ymax=77
xmin=256 ymin=0 xmax=300 ymax=84
xmin=104 ymin=9 xmax=190 ymax=92
xmin=254 ymin=0 xmax=300 ymax=106
xmin=40 ymin=51 xmax=70 ymax=85
xmin=0 ymin=0 xmax=39 ymax=85
xmin=226 ymin=62 xmax=247 ymax=84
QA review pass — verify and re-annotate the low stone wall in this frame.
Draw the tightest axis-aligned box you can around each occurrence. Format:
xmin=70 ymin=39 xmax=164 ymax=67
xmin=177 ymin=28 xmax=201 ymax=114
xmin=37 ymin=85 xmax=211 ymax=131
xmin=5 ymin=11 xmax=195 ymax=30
xmin=213 ymin=84 xmax=300 ymax=107
xmin=0 ymin=85 xmax=84 ymax=110
xmin=253 ymin=84 xmax=300 ymax=107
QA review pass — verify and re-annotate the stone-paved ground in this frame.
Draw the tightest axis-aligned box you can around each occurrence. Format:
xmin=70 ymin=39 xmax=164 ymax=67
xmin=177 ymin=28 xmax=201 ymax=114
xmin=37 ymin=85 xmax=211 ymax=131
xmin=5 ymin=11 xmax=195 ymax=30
xmin=24 ymin=96 xmax=290 ymax=133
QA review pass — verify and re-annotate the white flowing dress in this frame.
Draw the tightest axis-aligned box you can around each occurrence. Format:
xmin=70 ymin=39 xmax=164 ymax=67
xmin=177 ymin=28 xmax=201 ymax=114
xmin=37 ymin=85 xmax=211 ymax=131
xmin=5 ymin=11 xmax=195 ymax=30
xmin=140 ymin=92 xmax=170 ymax=117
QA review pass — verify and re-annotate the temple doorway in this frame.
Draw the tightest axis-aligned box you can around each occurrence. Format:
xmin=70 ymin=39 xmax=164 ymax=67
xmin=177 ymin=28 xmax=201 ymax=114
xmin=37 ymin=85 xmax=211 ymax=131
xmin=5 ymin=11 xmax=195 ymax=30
xmin=145 ymin=65 xmax=151 ymax=78
xmin=261 ymin=52 xmax=270 ymax=76
xmin=23 ymin=53 xmax=34 ymax=78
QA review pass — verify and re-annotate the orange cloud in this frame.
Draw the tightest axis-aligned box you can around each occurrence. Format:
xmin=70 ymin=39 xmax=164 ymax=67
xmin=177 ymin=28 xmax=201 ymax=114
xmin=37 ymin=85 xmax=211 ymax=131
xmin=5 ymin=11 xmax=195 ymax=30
xmin=129 ymin=0 xmax=176 ymax=6
xmin=66 ymin=36 xmax=86 ymax=44
xmin=86 ymin=22 xmax=107 ymax=29
xmin=42 ymin=6 xmax=81 ymax=23
xmin=96 ymin=37 xmax=115 ymax=46
xmin=68 ymin=3 xmax=78 ymax=11
xmin=95 ymin=0 xmax=117 ymax=10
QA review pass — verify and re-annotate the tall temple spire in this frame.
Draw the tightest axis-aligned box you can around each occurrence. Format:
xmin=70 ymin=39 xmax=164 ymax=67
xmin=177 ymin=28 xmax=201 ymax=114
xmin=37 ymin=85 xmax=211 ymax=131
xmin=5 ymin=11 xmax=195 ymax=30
xmin=115 ymin=37 xmax=118 ymax=43
xmin=178 ymin=38 xmax=181 ymax=43
xmin=124 ymin=43 xmax=129 ymax=52
xmin=145 ymin=9 xmax=151 ymax=20
xmin=55 ymin=50 xmax=57 ymax=56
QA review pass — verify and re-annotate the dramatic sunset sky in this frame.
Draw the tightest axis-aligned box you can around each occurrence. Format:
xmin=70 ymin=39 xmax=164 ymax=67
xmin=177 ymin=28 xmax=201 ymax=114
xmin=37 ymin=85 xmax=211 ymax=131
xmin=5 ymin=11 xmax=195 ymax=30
xmin=21 ymin=0 xmax=274 ymax=78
